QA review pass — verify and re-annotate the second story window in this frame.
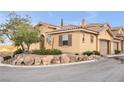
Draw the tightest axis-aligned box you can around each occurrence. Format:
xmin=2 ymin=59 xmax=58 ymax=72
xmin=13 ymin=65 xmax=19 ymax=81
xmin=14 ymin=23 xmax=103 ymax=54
xmin=90 ymin=35 xmax=94 ymax=43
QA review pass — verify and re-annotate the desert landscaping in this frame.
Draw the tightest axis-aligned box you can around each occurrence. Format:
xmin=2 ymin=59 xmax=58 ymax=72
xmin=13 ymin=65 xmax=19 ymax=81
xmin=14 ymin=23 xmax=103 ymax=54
xmin=1 ymin=53 xmax=100 ymax=66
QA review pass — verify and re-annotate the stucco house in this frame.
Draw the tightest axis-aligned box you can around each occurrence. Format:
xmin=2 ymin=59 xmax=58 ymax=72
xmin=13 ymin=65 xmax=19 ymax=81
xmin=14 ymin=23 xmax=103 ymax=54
xmin=111 ymin=27 xmax=124 ymax=53
xmin=30 ymin=20 xmax=124 ymax=55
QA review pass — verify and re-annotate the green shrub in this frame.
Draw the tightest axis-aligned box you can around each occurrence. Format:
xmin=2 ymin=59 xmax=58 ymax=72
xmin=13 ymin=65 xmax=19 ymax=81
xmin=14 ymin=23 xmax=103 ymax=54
xmin=92 ymin=50 xmax=100 ymax=55
xmin=82 ymin=51 xmax=94 ymax=56
xmin=13 ymin=48 xmax=23 ymax=56
xmin=48 ymin=49 xmax=62 ymax=55
xmin=32 ymin=48 xmax=46 ymax=55
xmin=32 ymin=49 xmax=62 ymax=55
xmin=82 ymin=50 xmax=100 ymax=56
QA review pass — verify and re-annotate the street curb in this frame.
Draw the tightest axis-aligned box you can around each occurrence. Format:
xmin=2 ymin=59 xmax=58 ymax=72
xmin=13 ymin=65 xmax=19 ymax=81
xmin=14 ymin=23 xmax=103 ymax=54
xmin=106 ymin=54 xmax=124 ymax=58
xmin=0 ymin=59 xmax=97 ymax=68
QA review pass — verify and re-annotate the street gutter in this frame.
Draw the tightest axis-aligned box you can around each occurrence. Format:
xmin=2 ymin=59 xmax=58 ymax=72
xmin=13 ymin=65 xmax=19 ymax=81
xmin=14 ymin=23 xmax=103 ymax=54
xmin=0 ymin=59 xmax=97 ymax=68
xmin=106 ymin=54 xmax=124 ymax=58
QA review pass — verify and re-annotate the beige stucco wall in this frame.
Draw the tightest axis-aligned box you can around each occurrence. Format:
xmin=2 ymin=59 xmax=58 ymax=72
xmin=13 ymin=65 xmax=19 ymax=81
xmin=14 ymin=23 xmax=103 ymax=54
xmin=45 ymin=31 xmax=81 ymax=54
xmin=79 ymin=31 xmax=97 ymax=53
xmin=122 ymin=40 xmax=124 ymax=53
xmin=97 ymin=29 xmax=113 ymax=54
xmin=113 ymin=39 xmax=121 ymax=51
xmin=30 ymin=25 xmax=57 ymax=50
xmin=30 ymin=24 xmax=123 ymax=55
xmin=111 ymin=29 xmax=123 ymax=53
xmin=29 ymin=43 xmax=40 ymax=50
xmin=37 ymin=25 xmax=56 ymax=33
xmin=45 ymin=30 xmax=98 ymax=54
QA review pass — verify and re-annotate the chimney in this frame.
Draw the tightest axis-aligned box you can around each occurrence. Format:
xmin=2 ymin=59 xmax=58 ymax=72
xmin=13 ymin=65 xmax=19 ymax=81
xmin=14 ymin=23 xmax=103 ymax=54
xmin=82 ymin=19 xmax=86 ymax=28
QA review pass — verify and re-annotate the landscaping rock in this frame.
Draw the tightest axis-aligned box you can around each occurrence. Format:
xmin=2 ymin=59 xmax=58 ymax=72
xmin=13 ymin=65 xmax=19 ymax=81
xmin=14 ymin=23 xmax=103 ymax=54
xmin=16 ymin=57 xmax=24 ymax=65
xmin=23 ymin=55 xmax=35 ymax=66
xmin=1 ymin=53 xmax=100 ymax=66
xmin=77 ymin=55 xmax=89 ymax=61
xmin=2 ymin=58 xmax=13 ymax=64
xmin=82 ymin=55 xmax=89 ymax=61
xmin=60 ymin=54 xmax=70 ymax=63
xmin=12 ymin=54 xmax=24 ymax=65
xmin=68 ymin=54 xmax=78 ymax=62
xmin=42 ymin=55 xmax=54 ymax=65
xmin=89 ymin=55 xmax=100 ymax=60
xmin=51 ymin=56 xmax=61 ymax=64
xmin=34 ymin=56 xmax=43 ymax=65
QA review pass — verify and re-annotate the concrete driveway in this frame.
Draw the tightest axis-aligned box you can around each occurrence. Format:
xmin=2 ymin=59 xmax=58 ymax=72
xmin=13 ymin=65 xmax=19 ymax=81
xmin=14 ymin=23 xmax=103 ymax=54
xmin=0 ymin=57 xmax=124 ymax=82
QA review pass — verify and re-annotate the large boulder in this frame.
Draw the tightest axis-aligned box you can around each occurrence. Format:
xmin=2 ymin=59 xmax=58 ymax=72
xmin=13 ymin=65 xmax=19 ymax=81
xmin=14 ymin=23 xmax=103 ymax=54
xmin=42 ymin=55 xmax=54 ymax=65
xmin=16 ymin=57 xmax=25 ymax=65
xmin=12 ymin=54 xmax=24 ymax=65
xmin=34 ymin=56 xmax=43 ymax=65
xmin=23 ymin=55 xmax=35 ymax=65
xmin=88 ymin=55 xmax=100 ymax=60
xmin=2 ymin=58 xmax=13 ymax=64
xmin=68 ymin=54 xmax=78 ymax=62
xmin=77 ymin=55 xmax=89 ymax=61
xmin=82 ymin=55 xmax=89 ymax=61
xmin=60 ymin=54 xmax=70 ymax=63
xmin=51 ymin=55 xmax=61 ymax=64
xmin=2 ymin=53 xmax=100 ymax=66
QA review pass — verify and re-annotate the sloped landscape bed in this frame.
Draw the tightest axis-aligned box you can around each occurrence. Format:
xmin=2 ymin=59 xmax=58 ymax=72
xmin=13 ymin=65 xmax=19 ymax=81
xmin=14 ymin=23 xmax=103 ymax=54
xmin=1 ymin=54 xmax=101 ymax=66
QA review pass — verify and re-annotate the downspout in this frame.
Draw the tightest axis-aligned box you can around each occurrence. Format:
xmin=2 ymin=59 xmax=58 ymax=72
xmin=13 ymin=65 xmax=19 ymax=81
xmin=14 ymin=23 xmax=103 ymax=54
xmin=96 ymin=34 xmax=98 ymax=51
xmin=121 ymin=40 xmax=123 ymax=53
xmin=52 ymin=37 xmax=54 ymax=49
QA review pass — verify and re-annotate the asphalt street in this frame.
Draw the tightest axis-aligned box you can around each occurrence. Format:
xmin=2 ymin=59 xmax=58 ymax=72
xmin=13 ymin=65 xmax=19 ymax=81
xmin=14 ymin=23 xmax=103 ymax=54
xmin=0 ymin=57 xmax=124 ymax=82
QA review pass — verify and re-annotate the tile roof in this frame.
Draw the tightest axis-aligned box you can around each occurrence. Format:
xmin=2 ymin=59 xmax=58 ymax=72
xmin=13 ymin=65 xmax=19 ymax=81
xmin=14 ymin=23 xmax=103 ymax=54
xmin=86 ymin=26 xmax=105 ymax=33
xmin=56 ymin=24 xmax=81 ymax=31
xmin=46 ymin=23 xmax=111 ymax=34
xmin=46 ymin=24 xmax=99 ymax=34
xmin=111 ymin=27 xmax=124 ymax=31
xmin=40 ymin=21 xmax=120 ymax=37
xmin=37 ymin=21 xmax=61 ymax=28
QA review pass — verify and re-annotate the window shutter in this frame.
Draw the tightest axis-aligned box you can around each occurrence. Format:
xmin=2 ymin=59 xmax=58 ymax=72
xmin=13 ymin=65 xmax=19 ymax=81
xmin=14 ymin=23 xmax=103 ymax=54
xmin=68 ymin=34 xmax=72 ymax=46
xmin=59 ymin=35 xmax=62 ymax=46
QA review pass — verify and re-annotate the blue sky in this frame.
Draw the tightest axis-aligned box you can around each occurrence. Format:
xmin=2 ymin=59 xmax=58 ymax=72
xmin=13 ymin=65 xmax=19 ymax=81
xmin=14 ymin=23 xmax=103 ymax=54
xmin=0 ymin=11 xmax=124 ymax=27
xmin=0 ymin=11 xmax=124 ymax=45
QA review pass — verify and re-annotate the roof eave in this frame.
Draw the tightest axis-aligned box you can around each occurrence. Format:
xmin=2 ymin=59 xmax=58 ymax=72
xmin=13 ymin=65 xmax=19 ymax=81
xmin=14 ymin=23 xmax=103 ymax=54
xmin=46 ymin=28 xmax=98 ymax=35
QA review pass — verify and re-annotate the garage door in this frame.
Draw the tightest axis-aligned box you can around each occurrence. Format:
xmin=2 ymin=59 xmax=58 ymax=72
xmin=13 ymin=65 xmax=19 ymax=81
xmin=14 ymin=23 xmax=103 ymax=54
xmin=100 ymin=40 xmax=109 ymax=55
xmin=113 ymin=42 xmax=118 ymax=52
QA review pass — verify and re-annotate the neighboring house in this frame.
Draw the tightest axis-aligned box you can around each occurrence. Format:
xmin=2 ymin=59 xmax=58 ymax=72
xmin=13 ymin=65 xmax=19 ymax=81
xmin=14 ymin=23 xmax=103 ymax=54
xmin=111 ymin=27 xmax=124 ymax=53
xmin=31 ymin=20 xmax=124 ymax=55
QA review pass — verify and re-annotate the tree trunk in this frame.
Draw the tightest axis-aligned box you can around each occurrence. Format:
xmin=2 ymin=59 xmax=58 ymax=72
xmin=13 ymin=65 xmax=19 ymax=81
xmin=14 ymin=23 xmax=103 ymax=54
xmin=27 ymin=44 xmax=30 ymax=54
xmin=21 ymin=44 xmax=25 ymax=52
